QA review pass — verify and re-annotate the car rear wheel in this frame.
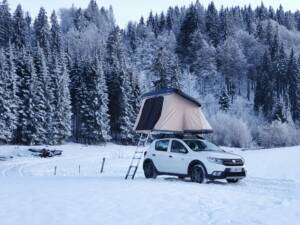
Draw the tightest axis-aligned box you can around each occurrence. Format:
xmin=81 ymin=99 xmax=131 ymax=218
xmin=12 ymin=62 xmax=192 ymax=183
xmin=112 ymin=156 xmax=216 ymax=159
xmin=190 ymin=165 xmax=205 ymax=183
xmin=227 ymin=178 xmax=240 ymax=183
xmin=143 ymin=161 xmax=157 ymax=179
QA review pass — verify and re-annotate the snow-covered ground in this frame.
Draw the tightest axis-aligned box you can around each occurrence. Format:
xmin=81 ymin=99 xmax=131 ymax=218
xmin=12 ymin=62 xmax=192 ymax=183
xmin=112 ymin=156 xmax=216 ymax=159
xmin=0 ymin=144 xmax=300 ymax=225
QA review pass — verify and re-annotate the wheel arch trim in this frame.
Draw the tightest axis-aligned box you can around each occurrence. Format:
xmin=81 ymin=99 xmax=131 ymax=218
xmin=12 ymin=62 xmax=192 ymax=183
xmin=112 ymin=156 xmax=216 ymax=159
xmin=188 ymin=160 xmax=207 ymax=176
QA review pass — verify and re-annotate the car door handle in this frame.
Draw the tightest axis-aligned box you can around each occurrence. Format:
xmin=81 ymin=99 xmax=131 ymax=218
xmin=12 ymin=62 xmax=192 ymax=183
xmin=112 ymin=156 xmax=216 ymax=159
xmin=169 ymin=155 xmax=173 ymax=158
xmin=152 ymin=154 xmax=156 ymax=157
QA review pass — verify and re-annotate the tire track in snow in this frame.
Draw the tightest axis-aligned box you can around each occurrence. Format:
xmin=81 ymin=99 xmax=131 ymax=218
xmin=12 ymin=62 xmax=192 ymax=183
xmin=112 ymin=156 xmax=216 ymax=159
xmin=1 ymin=163 xmax=25 ymax=177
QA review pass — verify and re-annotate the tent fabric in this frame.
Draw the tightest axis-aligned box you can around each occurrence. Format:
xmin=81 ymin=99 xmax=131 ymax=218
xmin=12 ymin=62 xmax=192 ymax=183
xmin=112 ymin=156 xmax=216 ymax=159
xmin=142 ymin=88 xmax=201 ymax=107
xmin=134 ymin=89 xmax=213 ymax=134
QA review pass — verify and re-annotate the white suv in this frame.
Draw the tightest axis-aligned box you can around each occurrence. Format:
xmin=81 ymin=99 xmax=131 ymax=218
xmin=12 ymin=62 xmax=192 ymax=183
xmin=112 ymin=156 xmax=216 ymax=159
xmin=143 ymin=138 xmax=246 ymax=183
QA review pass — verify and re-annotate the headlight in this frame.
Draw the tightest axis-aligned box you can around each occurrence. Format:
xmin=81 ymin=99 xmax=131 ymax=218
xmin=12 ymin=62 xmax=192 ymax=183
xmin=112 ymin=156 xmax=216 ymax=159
xmin=241 ymin=157 xmax=245 ymax=164
xmin=207 ymin=157 xmax=223 ymax=165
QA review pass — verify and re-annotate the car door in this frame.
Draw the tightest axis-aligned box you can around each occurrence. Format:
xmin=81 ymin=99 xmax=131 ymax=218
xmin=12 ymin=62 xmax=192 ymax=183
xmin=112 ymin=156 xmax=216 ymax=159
xmin=151 ymin=139 xmax=171 ymax=173
xmin=167 ymin=140 xmax=190 ymax=174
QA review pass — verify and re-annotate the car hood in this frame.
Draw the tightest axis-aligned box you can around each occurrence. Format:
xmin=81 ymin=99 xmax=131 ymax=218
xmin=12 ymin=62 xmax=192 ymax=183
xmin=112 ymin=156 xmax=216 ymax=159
xmin=193 ymin=150 xmax=242 ymax=159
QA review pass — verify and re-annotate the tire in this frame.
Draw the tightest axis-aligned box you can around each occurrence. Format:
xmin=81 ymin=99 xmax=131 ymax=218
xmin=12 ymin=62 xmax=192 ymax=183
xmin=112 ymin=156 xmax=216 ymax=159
xmin=178 ymin=176 xmax=185 ymax=179
xmin=143 ymin=161 xmax=157 ymax=179
xmin=227 ymin=179 xmax=240 ymax=183
xmin=190 ymin=165 xmax=205 ymax=183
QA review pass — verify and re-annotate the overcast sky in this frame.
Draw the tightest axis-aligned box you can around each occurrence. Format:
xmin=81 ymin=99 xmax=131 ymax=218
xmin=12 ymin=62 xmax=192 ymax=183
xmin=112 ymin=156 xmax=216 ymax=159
xmin=7 ymin=0 xmax=299 ymax=28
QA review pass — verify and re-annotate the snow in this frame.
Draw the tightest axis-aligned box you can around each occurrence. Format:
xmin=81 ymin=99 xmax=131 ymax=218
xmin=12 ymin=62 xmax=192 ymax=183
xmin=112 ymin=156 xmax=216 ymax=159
xmin=0 ymin=144 xmax=300 ymax=225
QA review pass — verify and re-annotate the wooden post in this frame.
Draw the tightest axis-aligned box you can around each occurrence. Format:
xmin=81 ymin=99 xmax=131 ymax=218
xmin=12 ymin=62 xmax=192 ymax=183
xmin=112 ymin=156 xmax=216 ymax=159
xmin=54 ymin=166 xmax=57 ymax=175
xmin=100 ymin=157 xmax=106 ymax=173
xmin=79 ymin=165 xmax=81 ymax=175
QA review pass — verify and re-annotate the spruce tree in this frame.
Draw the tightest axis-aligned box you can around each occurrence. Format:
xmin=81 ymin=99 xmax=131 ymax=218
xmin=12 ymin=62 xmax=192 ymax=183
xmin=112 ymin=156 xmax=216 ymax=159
xmin=118 ymin=67 xmax=135 ymax=145
xmin=274 ymin=44 xmax=287 ymax=98
xmin=34 ymin=7 xmax=50 ymax=56
xmin=31 ymin=46 xmax=50 ymax=144
xmin=12 ymin=4 xmax=26 ymax=49
xmin=176 ymin=4 xmax=199 ymax=64
xmin=255 ymin=21 xmax=265 ymax=42
xmin=5 ymin=44 xmax=19 ymax=141
xmin=50 ymin=11 xmax=61 ymax=55
xmin=217 ymin=37 xmax=247 ymax=100
xmin=255 ymin=2 xmax=268 ymax=20
xmin=51 ymin=56 xmax=72 ymax=144
xmin=245 ymin=5 xmax=254 ymax=34
xmin=272 ymin=103 xmax=287 ymax=123
xmin=105 ymin=27 xmax=123 ymax=138
xmin=191 ymin=33 xmax=218 ymax=95
xmin=254 ymin=51 xmax=274 ymax=118
xmin=206 ymin=2 xmax=220 ymax=47
xmin=152 ymin=47 xmax=170 ymax=89
xmin=276 ymin=5 xmax=285 ymax=25
xmin=0 ymin=0 xmax=12 ymax=47
xmin=0 ymin=49 xmax=14 ymax=143
xmin=24 ymin=12 xmax=32 ymax=49
xmin=105 ymin=27 xmax=135 ymax=143
xmin=15 ymin=49 xmax=32 ymax=144
xmin=286 ymin=50 xmax=300 ymax=123
xmin=219 ymin=90 xmax=230 ymax=112
xmin=95 ymin=58 xmax=111 ymax=142
xmin=219 ymin=7 xmax=231 ymax=42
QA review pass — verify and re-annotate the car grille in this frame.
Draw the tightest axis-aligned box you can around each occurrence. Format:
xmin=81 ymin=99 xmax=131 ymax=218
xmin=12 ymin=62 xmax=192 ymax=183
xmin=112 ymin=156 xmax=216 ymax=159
xmin=222 ymin=159 xmax=244 ymax=166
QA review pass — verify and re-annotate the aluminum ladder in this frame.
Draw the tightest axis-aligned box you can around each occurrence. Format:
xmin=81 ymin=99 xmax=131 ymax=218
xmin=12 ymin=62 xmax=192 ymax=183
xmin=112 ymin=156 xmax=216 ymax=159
xmin=125 ymin=133 xmax=151 ymax=179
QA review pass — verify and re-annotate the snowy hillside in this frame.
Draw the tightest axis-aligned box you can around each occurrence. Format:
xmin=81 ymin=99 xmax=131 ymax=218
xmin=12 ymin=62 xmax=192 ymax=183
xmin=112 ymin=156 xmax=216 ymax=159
xmin=0 ymin=144 xmax=300 ymax=225
xmin=1 ymin=0 xmax=300 ymax=148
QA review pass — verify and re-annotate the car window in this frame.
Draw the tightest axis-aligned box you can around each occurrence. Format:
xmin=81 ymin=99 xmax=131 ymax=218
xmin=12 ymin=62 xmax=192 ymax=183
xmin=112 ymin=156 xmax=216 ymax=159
xmin=155 ymin=140 xmax=169 ymax=152
xmin=184 ymin=140 xmax=224 ymax=152
xmin=171 ymin=140 xmax=188 ymax=154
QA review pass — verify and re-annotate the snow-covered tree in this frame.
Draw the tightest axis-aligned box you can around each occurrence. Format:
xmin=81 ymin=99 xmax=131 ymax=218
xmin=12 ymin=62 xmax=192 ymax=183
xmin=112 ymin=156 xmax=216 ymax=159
xmin=118 ymin=67 xmax=136 ymax=145
xmin=176 ymin=4 xmax=199 ymax=64
xmin=191 ymin=32 xmax=219 ymax=95
xmin=287 ymin=50 xmax=300 ymax=123
xmin=152 ymin=47 xmax=181 ymax=90
xmin=50 ymin=11 xmax=61 ymax=55
xmin=34 ymin=7 xmax=50 ymax=56
xmin=219 ymin=91 xmax=230 ymax=112
xmin=217 ymin=37 xmax=247 ymax=100
xmin=95 ymin=58 xmax=111 ymax=142
xmin=0 ymin=0 xmax=12 ymax=47
xmin=51 ymin=56 xmax=72 ymax=144
xmin=31 ymin=46 xmax=50 ymax=144
xmin=12 ymin=4 xmax=26 ymax=49
xmin=0 ymin=49 xmax=15 ymax=143
xmin=206 ymin=2 xmax=220 ymax=47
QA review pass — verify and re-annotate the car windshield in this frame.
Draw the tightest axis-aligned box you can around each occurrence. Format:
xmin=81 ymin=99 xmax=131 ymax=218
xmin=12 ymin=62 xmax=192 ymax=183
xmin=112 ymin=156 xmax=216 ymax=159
xmin=184 ymin=140 xmax=224 ymax=152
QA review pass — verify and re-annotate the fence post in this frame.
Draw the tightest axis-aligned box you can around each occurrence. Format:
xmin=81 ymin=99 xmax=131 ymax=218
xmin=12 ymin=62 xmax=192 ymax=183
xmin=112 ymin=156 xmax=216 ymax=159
xmin=78 ymin=164 xmax=81 ymax=175
xmin=54 ymin=166 xmax=57 ymax=176
xmin=100 ymin=157 xmax=106 ymax=173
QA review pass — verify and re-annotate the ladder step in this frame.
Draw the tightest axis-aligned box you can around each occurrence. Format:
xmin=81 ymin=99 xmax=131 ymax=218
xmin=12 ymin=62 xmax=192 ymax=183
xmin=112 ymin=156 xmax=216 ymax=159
xmin=129 ymin=165 xmax=138 ymax=168
xmin=132 ymin=157 xmax=142 ymax=160
xmin=135 ymin=151 xmax=144 ymax=154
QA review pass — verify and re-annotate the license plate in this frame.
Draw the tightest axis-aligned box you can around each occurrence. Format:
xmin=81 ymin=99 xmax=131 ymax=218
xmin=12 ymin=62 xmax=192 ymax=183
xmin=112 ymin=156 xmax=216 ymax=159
xmin=230 ymin=168 xmax=242 ymax=172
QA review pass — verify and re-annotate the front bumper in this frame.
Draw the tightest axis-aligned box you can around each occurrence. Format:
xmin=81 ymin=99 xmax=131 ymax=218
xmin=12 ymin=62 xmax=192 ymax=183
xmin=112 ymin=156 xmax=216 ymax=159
xmin=207 ymin=168 xmax=246 ymax=180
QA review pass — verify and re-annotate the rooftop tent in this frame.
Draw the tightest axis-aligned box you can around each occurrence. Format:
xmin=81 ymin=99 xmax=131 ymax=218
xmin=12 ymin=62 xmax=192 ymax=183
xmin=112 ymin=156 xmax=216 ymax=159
xmin=134 ymin=88 xmax=213 ymax=134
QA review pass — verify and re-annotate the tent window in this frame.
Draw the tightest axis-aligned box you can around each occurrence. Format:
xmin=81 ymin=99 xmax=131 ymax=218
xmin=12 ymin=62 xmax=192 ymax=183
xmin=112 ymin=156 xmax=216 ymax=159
xmin=135 ymin=96 xmax=164 ymax=131
xmin=155 ymin=140 xmax=169 ymax=152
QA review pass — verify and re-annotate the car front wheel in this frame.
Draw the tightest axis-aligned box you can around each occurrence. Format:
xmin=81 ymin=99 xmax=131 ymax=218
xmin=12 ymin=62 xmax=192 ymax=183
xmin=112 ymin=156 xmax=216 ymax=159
xmin=190 ymin=165 xmax=205 ymax=183
xmin=143 ymin=161 xmax=157 ymax=179
xmin=226 ymin=178 xmax=240 ymax=183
